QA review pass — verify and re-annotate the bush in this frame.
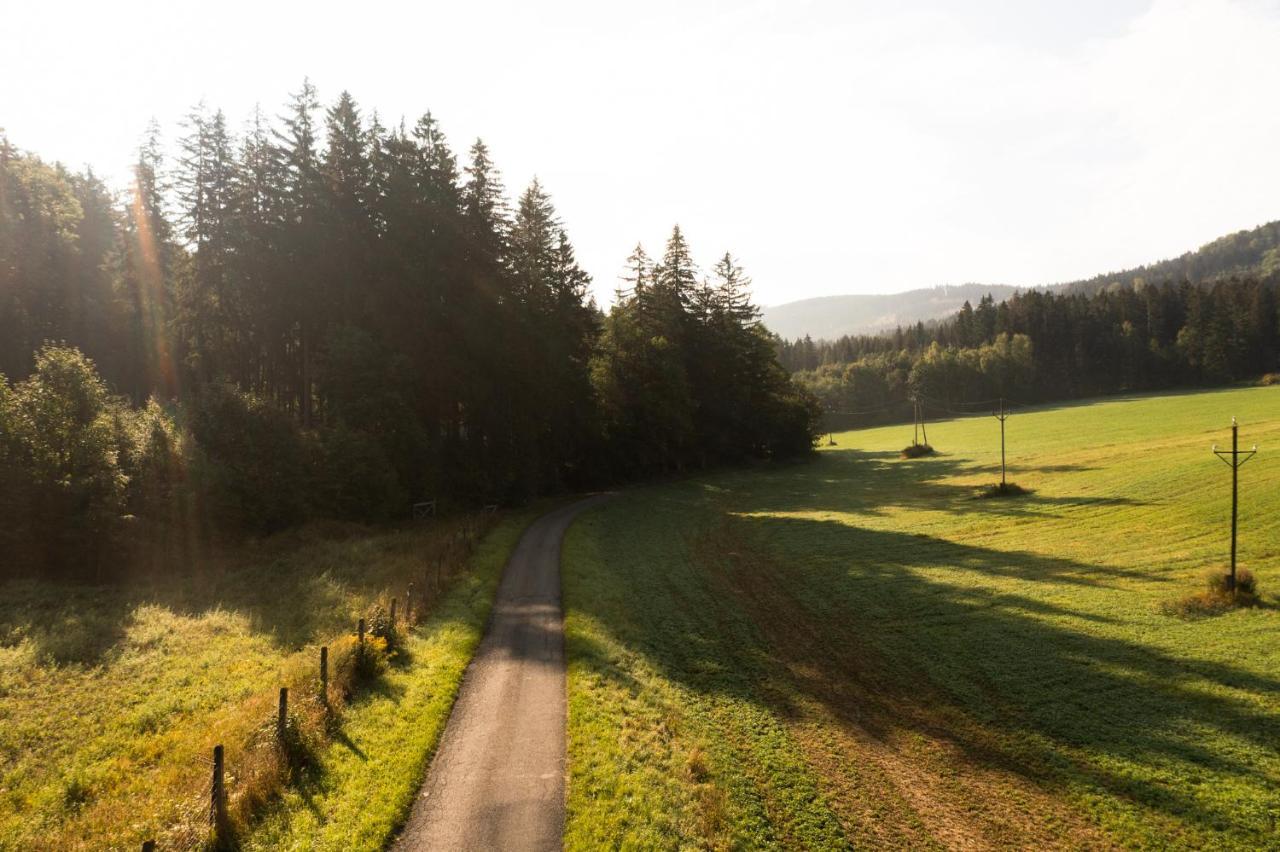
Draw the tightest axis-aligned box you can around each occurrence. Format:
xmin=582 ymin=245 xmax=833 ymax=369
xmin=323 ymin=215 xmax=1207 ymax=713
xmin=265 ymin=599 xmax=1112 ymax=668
xmin=764 ymin=382 xmax=824 ymax=458
xmin=900 ymin=443 xmax=935 ymax=459
xmin=978 ymin=482 xmax=1030 ymax=499
xmin=1162 ymin=568 xmax=1260 ymax=617
xmin=0 ymin=346 xmax=128 ymax=575
xmin=364 ymin=602 xmax=397 ymax=649
xmin=188 ymin=384 xmax=308 ymax=534
xmin=118 ymin=398 xmax=189 ymax=535
xmin=1258 ymin=373 xmax=1280 ymax=386
xmin=1205 ymin=567 xmax=1257 ymax=596
xmin=309 ymin=425 xmax=406 ymax=523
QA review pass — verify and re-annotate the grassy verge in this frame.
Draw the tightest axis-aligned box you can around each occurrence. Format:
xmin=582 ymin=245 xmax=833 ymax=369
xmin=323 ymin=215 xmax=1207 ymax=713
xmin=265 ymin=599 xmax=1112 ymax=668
xmin=563 ymin=385 xmax=1280 ymax=849
xmin=0 ymin=509 xmax=537 ymax=850
xmin=241 ymin=506 xmax=541 ymax=850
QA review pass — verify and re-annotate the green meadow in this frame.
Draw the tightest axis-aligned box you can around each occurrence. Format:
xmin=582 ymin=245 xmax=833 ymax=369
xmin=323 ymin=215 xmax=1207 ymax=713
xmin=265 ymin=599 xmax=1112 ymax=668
xmin=0 ymin=510 xmax=537 ymax=851
xmin=563 ymin=385 xmax=1280 ymax=849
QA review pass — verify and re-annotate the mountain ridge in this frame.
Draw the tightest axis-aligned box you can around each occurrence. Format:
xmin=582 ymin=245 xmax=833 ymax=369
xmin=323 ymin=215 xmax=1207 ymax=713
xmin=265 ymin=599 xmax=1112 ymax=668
xmin=765 ymin=219 xmax=1280 ymax=341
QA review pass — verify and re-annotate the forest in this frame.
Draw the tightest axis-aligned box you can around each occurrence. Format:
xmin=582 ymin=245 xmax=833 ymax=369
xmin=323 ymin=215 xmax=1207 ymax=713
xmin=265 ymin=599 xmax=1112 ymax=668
xmin=782 ymin=278 xmax=1280 ymax=428
xmin=0 ymin=84 xmax=818 ymax=577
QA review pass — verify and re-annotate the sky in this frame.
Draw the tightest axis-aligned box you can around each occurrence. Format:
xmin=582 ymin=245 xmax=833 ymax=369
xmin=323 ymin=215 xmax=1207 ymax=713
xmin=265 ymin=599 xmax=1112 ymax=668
xmin=4 ymin=0 xmax=1280 ymax=307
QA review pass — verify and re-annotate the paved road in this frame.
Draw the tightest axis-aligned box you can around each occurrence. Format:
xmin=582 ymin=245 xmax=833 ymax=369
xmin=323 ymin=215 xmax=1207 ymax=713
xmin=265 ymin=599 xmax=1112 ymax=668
xmin=393 ymin=496 xmax=609 ymax=852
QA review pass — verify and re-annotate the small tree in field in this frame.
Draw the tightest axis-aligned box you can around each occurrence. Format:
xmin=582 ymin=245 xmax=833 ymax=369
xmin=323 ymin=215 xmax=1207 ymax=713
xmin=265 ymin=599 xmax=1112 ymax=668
xmin=2 ymin=345 xmax=127 ymax=573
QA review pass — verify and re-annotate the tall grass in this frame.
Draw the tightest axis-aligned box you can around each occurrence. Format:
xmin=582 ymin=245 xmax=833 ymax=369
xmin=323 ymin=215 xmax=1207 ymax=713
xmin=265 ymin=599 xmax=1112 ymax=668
xmin=0 ymin=513 xmax=496 ymax=850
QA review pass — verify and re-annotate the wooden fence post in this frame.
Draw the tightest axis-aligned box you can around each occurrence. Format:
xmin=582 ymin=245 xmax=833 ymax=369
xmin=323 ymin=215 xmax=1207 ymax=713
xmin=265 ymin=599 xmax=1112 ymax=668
xmin=319 ymin=646 xmax=328 ymax=702
xmin=277 ymin=687 xmax=288 ymax=741
xmin=210 ymin=744 xmax=226 ymax=833
xmin=358 ymin=618 xmax=365 ymax=646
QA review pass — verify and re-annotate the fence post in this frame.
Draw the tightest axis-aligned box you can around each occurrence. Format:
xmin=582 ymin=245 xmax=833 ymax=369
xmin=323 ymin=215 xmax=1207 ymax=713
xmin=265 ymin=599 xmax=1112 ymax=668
xmin=277 ymin=687 xmax=288 ymax=741
xmin=210 ymin=744 xmax=226 ymax=833
xmin=358 ymin=617 xmax=365 ymax=646
xmin=320 ymin=646 xmax=328 ymax=702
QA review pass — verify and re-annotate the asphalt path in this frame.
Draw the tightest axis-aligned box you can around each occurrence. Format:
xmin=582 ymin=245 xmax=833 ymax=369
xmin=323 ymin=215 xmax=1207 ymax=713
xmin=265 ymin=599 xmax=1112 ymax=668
xmin=393 ymin=495 xmax=609 ymax=851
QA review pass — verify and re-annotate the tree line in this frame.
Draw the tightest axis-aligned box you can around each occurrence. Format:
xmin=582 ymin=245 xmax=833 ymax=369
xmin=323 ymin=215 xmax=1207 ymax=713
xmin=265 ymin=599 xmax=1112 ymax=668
xmin=784 ymin=280 xmax=1280 ymax=430
xmin=0 ymin=84 xmax=819 ymax=576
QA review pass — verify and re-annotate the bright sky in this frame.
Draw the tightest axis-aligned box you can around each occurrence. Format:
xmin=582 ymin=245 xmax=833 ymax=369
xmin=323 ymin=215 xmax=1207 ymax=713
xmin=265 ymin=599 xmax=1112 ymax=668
xmin=5 ymin=0 xmax=1280 ymax=307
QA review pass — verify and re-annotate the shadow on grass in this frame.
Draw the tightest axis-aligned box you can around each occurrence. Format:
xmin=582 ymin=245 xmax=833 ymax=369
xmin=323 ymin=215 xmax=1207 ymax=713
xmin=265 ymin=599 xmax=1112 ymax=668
xmin=0 ymin=522 xmax=469 ymax=665
xmin=733 ymin=449 xmax=1149 ymax=523
xmin=566 ymin=467 xmax=1280 ymax=845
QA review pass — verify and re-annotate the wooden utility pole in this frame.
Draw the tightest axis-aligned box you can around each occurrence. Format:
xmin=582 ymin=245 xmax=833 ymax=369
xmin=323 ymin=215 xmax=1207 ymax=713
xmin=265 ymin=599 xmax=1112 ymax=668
xmin=992 ymin=398 xmax=1009 ymax=486
xmin=1213 ymin=417 xmax=1257 ymax=593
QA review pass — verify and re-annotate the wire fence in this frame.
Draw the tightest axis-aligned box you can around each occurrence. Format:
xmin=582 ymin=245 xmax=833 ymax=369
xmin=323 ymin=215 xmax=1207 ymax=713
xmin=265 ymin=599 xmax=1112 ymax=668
xmin=126 ymin=514 xmax=494 ymax=851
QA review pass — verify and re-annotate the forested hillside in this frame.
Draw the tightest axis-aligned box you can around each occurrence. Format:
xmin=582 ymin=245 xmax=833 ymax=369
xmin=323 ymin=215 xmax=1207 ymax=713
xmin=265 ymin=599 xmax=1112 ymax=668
xmin=785 ymin=281 xmax=1280 ymax=430
xmin=1057 ymin=220 xmax=1280 ymax=296
xmin=760 ymin=284 xmax=1021 ymax=340
xmin=770 ymin=220 xmax=1280 ymax=346
xmin=0 ymin=85 xmax=818 ymax=576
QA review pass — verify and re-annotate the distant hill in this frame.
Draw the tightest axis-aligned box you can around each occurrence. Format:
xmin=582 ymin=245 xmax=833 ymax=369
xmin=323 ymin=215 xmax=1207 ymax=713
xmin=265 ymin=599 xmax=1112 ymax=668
xmin=1054 ymin=220 xmax=1280 ymax=296
xmin=766 ymin=220 xmax=1280 ymax=341
xmin=761 ymin=284 xmax=1021 ymax=341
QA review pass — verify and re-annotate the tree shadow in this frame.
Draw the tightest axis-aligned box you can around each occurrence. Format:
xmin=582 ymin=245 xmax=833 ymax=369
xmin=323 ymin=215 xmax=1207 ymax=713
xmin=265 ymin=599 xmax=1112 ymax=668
xmin=567 ymin=481 xmax=1280 ymax=846
xmin=0 ymin=522 xmax=463 ymax=666
xmin=729 ymin=448 xmax=1149 ymax=523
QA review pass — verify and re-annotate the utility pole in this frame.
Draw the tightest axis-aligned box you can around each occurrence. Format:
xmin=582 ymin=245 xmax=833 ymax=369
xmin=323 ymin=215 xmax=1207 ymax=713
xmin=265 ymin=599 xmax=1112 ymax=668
xmin=1213 ymin=417 xmax=1257 ymax=593
xmin=992 ymin=398 xmax=1008 ymax=486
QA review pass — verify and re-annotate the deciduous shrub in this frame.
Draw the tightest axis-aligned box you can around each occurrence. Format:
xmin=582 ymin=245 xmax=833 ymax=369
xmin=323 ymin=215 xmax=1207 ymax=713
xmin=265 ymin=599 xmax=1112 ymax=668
xmin=118 ymin=398 xmax=189 ymax=537
xmin=187 ymin=383 xmax=308 ymax=534
xmin=309 ymin=424 xmax=405 ymax=523
xmin=0 ymin=346 xmax=127 ymax=576
xmin=1205 ymin=567 xmax=1258 ymax=597
xmin=1162 ymin=568 xmax=1260 ymax=617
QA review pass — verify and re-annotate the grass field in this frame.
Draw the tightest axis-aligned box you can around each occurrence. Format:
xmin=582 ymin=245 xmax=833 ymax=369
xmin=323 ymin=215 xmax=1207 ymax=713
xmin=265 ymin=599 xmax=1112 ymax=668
xmin=0 ymin=509 xmax=537 ymax=851
xmin=563 ymin=385 xmax=1280 ymax=849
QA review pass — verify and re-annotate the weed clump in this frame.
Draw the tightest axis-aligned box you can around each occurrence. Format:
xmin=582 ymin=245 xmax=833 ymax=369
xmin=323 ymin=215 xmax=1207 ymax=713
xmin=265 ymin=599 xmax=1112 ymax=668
xmin=1162 ymin=568 xmax=1260 ymax=617
xmin=365 ymin=603 xmax=398 ymax=650
xmin=900 ymin=443 xmax=935 ymax=459
xmin=977 ymin=482 xmax=1029 ymax=498
xmin=1206 ymin=567 xmax=1257 ymax=596
xmin=1258 ymin=372 xmax=1280 ymax=386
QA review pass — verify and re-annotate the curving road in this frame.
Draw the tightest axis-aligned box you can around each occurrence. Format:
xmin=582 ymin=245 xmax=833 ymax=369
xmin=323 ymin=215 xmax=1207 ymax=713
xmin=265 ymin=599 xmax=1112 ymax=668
xmin=393 ymin=495 xmax=609 ymax=851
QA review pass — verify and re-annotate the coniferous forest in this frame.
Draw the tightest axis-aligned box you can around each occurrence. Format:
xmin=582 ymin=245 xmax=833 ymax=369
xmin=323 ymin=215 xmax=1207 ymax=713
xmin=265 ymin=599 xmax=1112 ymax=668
xmin=0 ymin=84 xmax=819 ymax=576
xmin=781 ymin=278 xmax=1280 ymax=428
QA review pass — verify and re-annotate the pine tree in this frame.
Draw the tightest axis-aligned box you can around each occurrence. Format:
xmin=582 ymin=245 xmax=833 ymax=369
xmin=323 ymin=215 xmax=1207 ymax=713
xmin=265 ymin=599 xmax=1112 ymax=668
xmin=711 ymin=252 xmax=758 ymax=325
xmin=617 ymin=243 xmax=651 ymax=304
xmin=322 ymin=90 xmax=374 ymax=320
xmin=275 ymin=79 xmax=325 ymax=425
xmin=176 ymin=105 xmax=237 ymax=383
xmin=117 ymin=121 xmax=178 ymax=399
xmin=654 ymin=224 xmax=699 ymax=310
